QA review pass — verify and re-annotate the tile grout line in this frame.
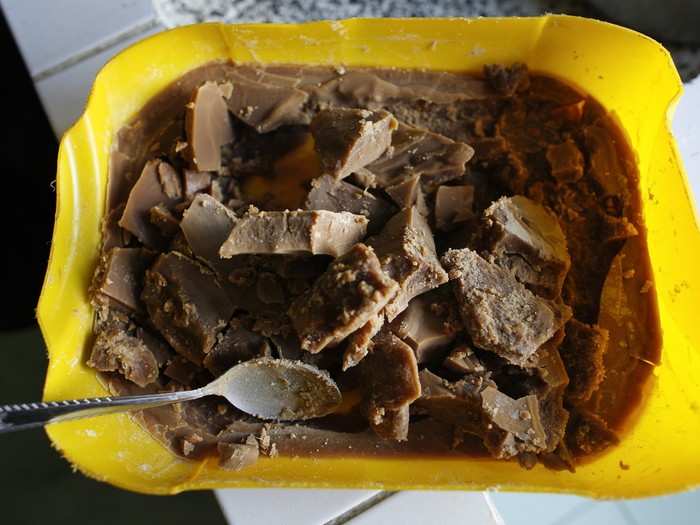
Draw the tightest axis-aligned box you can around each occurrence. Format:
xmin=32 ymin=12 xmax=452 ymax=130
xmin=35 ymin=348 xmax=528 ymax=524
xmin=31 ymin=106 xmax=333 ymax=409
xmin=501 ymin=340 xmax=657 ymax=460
xmin=483 ymin=492 xmax=506 ymax=525
xmin=322 ymin=491 xmax=399 ymax=525
xmin=32 ymin=18 xmax=160 ymax=82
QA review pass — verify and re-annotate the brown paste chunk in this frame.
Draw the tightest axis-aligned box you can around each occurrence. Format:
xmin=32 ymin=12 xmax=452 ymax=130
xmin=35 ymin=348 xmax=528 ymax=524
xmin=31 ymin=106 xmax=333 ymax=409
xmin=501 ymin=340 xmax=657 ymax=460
xmin=368 ymin=207 xmax=448 ymax=321
xmin=225 ymin=77 xmax=310 ymax=133
xmin=483 ymin=63 xmax=530 ymax=96
xmin=384 ymin=174 xmax=429 ymax=216
xmin=204 ymin=320 xmax=272 ymax=376
xmin=118 ymin=160 xmax=183 ymax=249
xmin=390 ymin=295 xmax=455 ymax=365
xmin=559 ymin=319 xmax=609 ymax=404
xmin=546 ymin=139 xmax=584 ymax=183
xmin=142 ymin=251 xmax=234 ymax=365
xmin=362 ymin=330 xmax=421 ymax=441
xmin=310 ymin=108 xmax=397 ymax=180
xmin=90 ymin=247 xmax=155 ymax=313
xmin=441 ymin=248 xmax=571 ymax=366
xmin=365 ymin=123 xmax=474 ymax=193
xmin=484 ymin=196 xmax=571 ymax=299
xmin=87 ymin=326 xmax=159 ymax=388
xmin=305 ymin=174 xmax=395 ymax=232
xmin=289 ymin=243 xmax=398 ymax=353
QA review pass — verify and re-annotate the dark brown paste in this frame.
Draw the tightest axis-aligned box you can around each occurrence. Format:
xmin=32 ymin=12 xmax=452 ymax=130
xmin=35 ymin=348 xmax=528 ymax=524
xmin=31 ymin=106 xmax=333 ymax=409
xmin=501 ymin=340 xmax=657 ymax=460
xmin=87 ymin=62 xmax=660 ymax=472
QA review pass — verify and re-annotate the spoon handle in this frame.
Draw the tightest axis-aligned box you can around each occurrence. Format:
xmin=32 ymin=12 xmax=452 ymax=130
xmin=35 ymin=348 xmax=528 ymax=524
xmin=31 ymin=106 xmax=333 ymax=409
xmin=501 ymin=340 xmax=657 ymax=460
xmin=0 ymin=388 xmax=207 ymax=434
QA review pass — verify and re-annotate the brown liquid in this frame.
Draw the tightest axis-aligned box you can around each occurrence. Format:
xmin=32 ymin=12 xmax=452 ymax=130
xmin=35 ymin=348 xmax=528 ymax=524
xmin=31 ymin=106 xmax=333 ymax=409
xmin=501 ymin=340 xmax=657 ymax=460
xmin=103 ymin=62 xmax=661 ymax=466
xmin=241 ymin=133 xmax=322 ymax=210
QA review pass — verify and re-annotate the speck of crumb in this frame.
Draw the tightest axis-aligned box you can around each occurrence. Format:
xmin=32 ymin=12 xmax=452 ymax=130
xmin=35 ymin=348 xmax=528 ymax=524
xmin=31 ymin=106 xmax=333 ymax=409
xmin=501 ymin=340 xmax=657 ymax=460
xmin=619 ymin=460 xmax=630 ymax=470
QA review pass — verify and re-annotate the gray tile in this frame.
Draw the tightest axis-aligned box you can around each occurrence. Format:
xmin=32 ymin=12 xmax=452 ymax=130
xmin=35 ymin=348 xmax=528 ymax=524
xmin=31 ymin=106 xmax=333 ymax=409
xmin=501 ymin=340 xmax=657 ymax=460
xmin=553 ymin=502 xmax=631 ymax=525
xmin=1 ymin=0 xmax=154 ymax=77
xmin=623 ymin=490 xmax=700 ymax=525
xmin=346 ymin=492 xmax=500 ymax=525
xmin=34 ymin=24 xmax=163 ymax=136
xmin=672 ymin=76 xmax=700 ymax=206
xmin=490 ymin=492 xmax=586 ymax=525
xmin=216 ymin=488 xmax=380 ymax=525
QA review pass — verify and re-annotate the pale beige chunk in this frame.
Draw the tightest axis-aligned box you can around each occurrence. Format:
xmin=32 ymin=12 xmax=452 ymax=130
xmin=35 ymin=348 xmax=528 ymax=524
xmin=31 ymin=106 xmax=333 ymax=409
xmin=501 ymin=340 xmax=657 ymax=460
xmin=185 ymin=81 xmax=234 ymax=172
xmin=481 ymin=386 xmax=547 ymax=455
xmin=219 ymin=208 xmax=368 ymax=258
xmin=90 ymin=247 xmax=154 ymax=312
xmin=119 ymin=160 xmax=182 ymax=249
xmin=180 ymin=193 xmax=238 ymax=275
xmin=183 ymin=170 xmax=212 ymax=199
xmin=443 ymin=345 xmax=486 ymax=375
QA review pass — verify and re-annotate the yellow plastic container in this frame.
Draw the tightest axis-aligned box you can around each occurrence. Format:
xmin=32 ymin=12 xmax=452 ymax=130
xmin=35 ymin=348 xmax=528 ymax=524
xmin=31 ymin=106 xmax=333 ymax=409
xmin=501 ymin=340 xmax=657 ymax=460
xmin=37 ymin=16 xmax=700 ymax=497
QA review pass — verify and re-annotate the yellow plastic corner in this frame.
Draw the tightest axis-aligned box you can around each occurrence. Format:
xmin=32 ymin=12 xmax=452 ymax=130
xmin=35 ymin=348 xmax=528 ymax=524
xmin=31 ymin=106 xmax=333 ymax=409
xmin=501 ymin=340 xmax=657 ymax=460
xmin=37 ymin=16 xmax=700 ymax=497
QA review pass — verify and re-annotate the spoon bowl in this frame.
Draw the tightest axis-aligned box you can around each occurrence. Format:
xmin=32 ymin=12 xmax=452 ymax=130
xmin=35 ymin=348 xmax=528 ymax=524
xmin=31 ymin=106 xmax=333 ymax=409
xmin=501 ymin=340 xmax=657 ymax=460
xmin=207 ymin=357 xmax=343 ymax=420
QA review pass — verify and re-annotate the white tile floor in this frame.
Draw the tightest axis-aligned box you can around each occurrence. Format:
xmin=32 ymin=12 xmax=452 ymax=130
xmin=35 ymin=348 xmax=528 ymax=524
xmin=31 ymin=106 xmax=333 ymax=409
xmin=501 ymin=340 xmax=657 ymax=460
xmin=215 ymin=489 xmax=381 ymax=525
xmin=4 ymin=1 xmax=698 ymax=523
xmin=0 ymin=0 xmax=154 ymax=78
xmin=34 ymin=24 xmax=162 ymax=135
xmin=345 ymin=492 xmax=503 ymax=525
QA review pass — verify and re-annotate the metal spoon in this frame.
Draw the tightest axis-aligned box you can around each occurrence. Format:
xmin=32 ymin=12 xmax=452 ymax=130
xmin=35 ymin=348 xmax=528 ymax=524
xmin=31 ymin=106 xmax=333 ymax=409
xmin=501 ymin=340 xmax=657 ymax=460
xmin=0 ymin=357 xmax=342 ymax=434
